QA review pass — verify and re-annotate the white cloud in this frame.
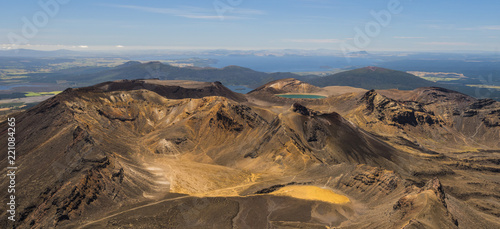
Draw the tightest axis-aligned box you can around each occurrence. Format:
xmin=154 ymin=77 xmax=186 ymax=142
xmin=232 ymin=8 xmax=265 ymax=15
xmin=1 ymin=44 xmax=16 ymax=49
xmin=284 ymin=39 xmax=343 ymax=43
xmin=420 ymin=42 xmax=477 ymax=46
xmin=394 ymin=36 xmax=426 ymax=39
xmin=424 ymin=24 xmax=455 ymax=30
xmin=179 ymin=14 xmax=246 ymax=20
xmin=459 ymin=25 xmax=500 ymax=31
xmin=116 ymin=45 xmax=124 ymax=48
xmin=0 ymin=44 xmax=91 ymax=51
xmin=426 ymin=24 xmax=500 ymax=31
xmin=103 ymin=4 xmax=263 ymax=20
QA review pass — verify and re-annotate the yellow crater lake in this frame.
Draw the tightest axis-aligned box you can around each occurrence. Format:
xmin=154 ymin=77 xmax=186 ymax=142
xmin=271 ymin=185 xmax=350 ymax=204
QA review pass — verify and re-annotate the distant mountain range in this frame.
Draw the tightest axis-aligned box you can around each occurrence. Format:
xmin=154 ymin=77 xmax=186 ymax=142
xmin=45 ymin=62 xmax=434 ymax=90
xmin=16 ymin=61 xmax=490 ymax=104
xmin=44 ymin=62 xmax=489 ymax=100
xmin=38 ymin=61 xmax=304 ymax=88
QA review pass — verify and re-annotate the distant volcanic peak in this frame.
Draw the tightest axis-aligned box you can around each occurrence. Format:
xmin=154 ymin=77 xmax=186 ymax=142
xmin=140 ymin=61 xmax=176 ymax=69
xmin=145 ymin=61 xmax=162 ymax=65
xmin=222 ymin=65 xmax=245 ymax=70
xmin=363 ymin=66 xmax=386 ymax=72
xmin=118 ymin=61 xmax=142 ymax=67
xmin=311 ymin=66 xmax=435 ymax=91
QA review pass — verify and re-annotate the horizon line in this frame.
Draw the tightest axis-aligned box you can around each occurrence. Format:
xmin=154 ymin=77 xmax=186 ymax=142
xmin=0 ymin=47 xmax=498 ymax=54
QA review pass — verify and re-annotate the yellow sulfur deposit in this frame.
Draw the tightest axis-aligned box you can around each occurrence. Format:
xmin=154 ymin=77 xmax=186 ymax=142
xmin=271 ymin=185 xmax=350 ymax=204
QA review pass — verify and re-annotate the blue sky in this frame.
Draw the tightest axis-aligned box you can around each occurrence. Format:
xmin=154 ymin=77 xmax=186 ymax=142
xmin=0 ymin=0 xmax=498 ymax=51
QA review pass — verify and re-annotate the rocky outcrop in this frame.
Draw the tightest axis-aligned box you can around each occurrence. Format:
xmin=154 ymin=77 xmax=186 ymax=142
xmin=360 ymin=90 xmax=443 ymax=127
xmin=291 ymin=103 xmax=315 ymax=116
xmin=393 ymin=178 xmax=458 ymax=229
xmin=249 ymin=78 xmax=321 ymax=94
xmin=421 ymin=177 xmax=447 ymax=207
